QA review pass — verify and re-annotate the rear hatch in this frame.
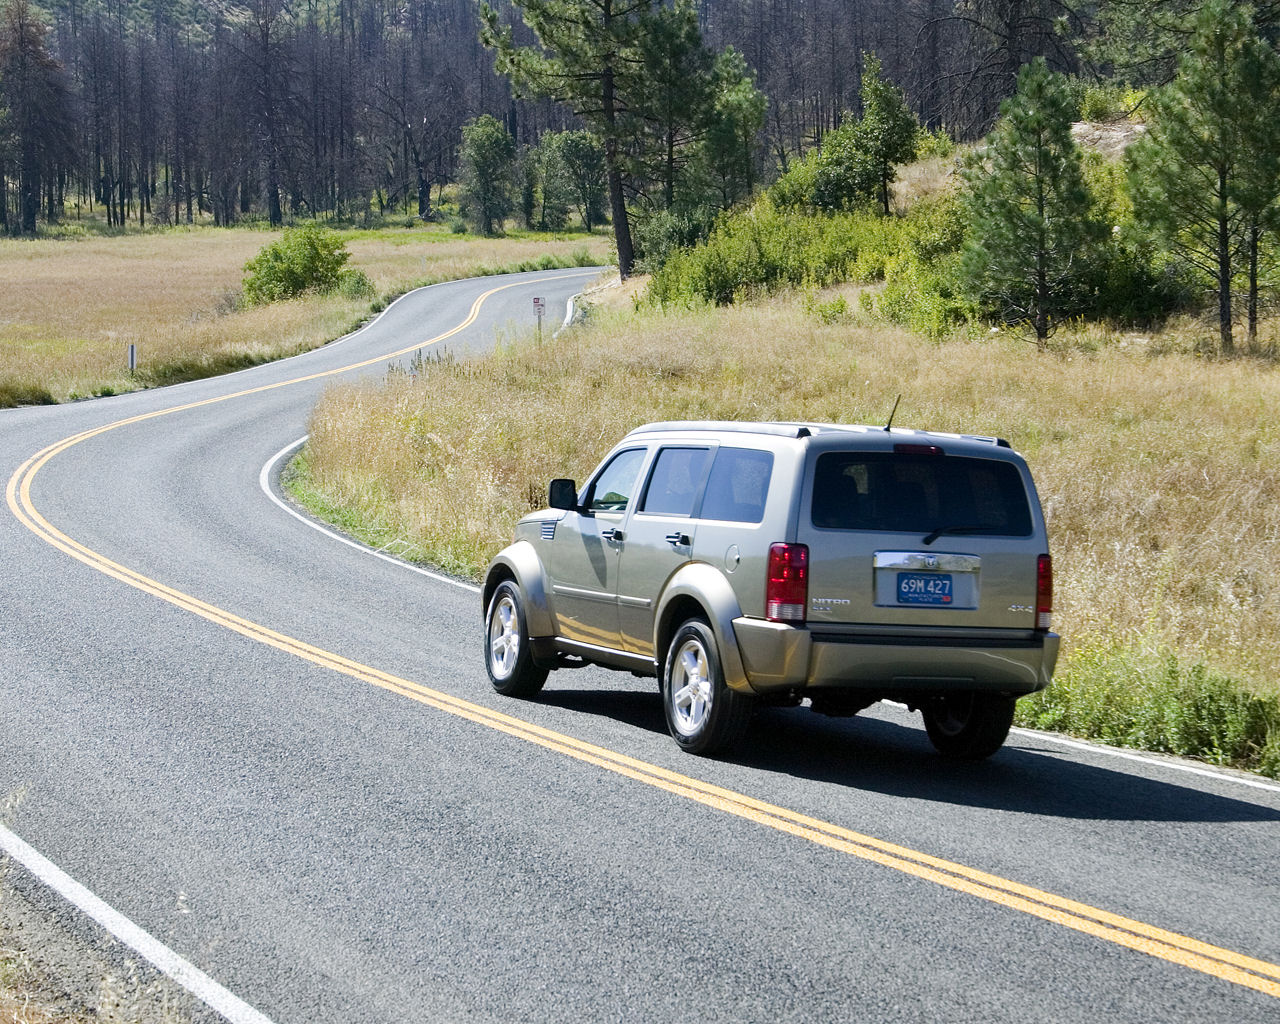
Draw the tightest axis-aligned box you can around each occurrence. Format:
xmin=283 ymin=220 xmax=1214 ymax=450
xmin=797 ymin=442 xmax=1045 ymax=631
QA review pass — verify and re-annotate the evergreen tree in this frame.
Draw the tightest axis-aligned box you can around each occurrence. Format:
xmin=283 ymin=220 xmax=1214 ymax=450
xmin=634 ymin=0 xmax=715 ymax=212
xmin=460 ymin=114 xmax=516 ymax=236
xmin=1087 ymin=0 xmax=1280 ymax=87
xmin=852 ymin=54 xmax=918 ymax=217
xmin=480 ymin=0 xmax=657 ymax=276
xmin=1128 ymin=0 xmax=1280 ymax=355
xmin=962 ymin=58 xmax=1100 ymax=347
xmin=694 ymin=47 xmax=767 ymax=212
xmin=1233 ymin=20 xmax=1280 ymax=348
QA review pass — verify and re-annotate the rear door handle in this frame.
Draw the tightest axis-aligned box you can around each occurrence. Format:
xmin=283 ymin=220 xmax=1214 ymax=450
xmin=666 ymin=532 xmax=691 ymax=546
xmin=603 ymin=529 xmax=624 ymax=542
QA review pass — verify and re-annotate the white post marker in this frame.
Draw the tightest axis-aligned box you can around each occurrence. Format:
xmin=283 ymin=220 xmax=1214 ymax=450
xmin=533 ymin=296 xmax=545 ymax=341
xmin=128 ymin=343 xmax=137 ymax=374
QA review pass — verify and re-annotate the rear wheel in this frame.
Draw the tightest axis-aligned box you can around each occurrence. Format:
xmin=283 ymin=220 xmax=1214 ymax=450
xmin=921 ymin=693 xmax=1016 ymax=760
xmin=485 ymin=580 xmax=548 ymax=697
xmin=662 ymin=619 xmax=752 ymax=755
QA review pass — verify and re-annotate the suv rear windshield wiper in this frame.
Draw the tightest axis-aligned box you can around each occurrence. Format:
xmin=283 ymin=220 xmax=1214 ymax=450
xmin=922 ymin=525 xmax=1003 ymax=545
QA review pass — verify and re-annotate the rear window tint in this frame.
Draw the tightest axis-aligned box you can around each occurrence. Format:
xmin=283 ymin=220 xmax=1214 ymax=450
xmin=699 ymin=448 xmax=773 ymax=523
xmin=811 ymin=452 xmax=1033 ymax=536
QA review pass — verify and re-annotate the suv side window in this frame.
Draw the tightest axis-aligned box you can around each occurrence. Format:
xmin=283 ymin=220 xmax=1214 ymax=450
xmin=639 ymin=447 xmax=711 ymax=516
xmin=698 ymin=448 xmax=773 ymax=523
xmin=586 ymin=448 xmax=648 ymax=512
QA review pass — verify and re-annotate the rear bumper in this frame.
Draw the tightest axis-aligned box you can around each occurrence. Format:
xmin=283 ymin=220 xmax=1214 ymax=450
xmin=733 ymin=618 xmax=1059 ymax=696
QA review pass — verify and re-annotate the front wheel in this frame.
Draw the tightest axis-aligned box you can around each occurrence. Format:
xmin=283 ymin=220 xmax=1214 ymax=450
xmin=921 ymin=693 xmax=1016 ymax=760
xmin=662 ymin=619 xmax=752 ymax=755
xmin=484 ymin=580 xmax=548 ymax=697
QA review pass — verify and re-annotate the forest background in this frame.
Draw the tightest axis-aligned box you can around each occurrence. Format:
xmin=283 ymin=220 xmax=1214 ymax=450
xmin=0 ymin=0 xmax=1219 ymax=237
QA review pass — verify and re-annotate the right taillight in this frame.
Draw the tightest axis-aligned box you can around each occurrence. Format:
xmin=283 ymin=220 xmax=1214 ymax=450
xmin=766 ymin=542 xmax=808 ymax=623
xmin=1036 ymin=554 xmax=1053 ymax=631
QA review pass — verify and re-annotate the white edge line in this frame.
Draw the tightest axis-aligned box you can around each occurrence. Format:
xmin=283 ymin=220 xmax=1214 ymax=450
xmin=1007 ymin=727 xmax=1280 ymax=793
xmin=886 ymin=699 xmax=1280 ymax=794
xmin=259 ymin=437 xmax=480 ymax=595
xmin=0 ymin=822 xmax=276 ymax=1024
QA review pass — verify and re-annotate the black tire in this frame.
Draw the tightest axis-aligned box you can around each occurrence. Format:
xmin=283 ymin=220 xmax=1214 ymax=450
xmin=661 ymin=619 xmax=752 ymax=755
xmin=921 ymin=693 xmax=1016 ymax=760
xmin=484 ymin=580 xmax=549 ymax=697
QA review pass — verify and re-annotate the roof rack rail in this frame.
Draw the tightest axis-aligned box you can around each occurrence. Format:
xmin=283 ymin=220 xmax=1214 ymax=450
xmin=625 ymin=421 xmax=815 ymax=439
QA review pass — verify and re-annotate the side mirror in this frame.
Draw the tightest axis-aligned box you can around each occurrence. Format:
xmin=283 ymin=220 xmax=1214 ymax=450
xmin=548 ymin=478 xmax=578 ymax=511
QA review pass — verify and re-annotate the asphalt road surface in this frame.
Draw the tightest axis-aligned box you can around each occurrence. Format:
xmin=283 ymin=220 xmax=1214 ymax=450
xmin=2 ymin=269 xmax=1278 ymax=1024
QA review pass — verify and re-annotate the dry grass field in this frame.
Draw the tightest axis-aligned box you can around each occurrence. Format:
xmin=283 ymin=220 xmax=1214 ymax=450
xmin=0 ymin=224 xmax=610 ymax=405
xmin=295 ymin=288 xmax=1280 ymax=772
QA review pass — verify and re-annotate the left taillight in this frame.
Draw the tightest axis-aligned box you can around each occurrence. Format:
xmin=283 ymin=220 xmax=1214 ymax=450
xmin=766 ymin=543 xmax=808 ymax=623
xmin=1036 ymin=554 xmax=1053 ymax=632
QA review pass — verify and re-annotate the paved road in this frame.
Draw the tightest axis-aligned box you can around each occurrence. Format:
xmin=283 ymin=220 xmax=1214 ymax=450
xmin=2 ymin=269 xmax=1278 ymax=1024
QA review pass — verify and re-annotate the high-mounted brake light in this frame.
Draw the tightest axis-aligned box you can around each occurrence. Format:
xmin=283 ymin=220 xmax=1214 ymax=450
xmin=766 ymin=543 xmax=808 ymax=623
xmin=893 ymin=443 xmax=944 ymax=456
xmin=1036 ymin=554 xmax=1053 ymax=631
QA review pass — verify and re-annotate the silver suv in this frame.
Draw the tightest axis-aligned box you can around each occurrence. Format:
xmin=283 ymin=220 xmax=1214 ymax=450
xmin=482 ymin=421 xmax=1058 ymax=758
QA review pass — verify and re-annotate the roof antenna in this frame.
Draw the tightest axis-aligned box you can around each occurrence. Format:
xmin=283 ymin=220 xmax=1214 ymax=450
xmin=883 ymin=394 xmax=902 ymax=432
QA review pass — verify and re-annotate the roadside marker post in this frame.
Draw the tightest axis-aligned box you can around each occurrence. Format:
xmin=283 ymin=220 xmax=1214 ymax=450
xmin=533 ymin=296 xmax=545 ymax=342
xmin=128 ymin=343 xmax=137 ymax=376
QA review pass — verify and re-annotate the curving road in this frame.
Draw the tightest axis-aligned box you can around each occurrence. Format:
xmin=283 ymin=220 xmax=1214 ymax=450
xmin=2 ymin=269 xmax=1278 ymax=1024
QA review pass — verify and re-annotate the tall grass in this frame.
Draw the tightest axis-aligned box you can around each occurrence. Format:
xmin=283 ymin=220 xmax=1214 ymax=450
xmin=292 ymin=293 xmax=1280 ymax=773
xmin=0 ymin=225 xmax=609 ymax=406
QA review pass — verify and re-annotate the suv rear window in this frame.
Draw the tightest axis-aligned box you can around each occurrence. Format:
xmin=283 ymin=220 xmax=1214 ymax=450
xmin=811 ymin=452 xmax=1033 ymax=536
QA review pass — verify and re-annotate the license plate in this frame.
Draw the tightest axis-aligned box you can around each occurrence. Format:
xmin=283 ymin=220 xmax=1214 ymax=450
xmin=897 ymin=572 xmax=953 ymax=605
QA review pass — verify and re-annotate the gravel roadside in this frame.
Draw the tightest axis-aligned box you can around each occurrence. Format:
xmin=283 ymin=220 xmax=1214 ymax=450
xmin=1 ymin=854 xmax=202 ymax=1024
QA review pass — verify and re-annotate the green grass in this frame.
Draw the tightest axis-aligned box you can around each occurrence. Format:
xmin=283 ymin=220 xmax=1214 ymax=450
xmin=1016 ymin=640 xmax=1280 ymax=777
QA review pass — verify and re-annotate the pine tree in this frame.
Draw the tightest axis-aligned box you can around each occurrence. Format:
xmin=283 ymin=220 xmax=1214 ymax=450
xmin=693 ymin=48 xmax=767 ymax=212
xmin=962 ymin=58 xmax=1099 ymax=348
xmin=633 ymin=1 xmax=715 ymax=212
xmin=1128 ymin=0 xmax=1280 ymax=355
xmin=480 ymin=0 xmax=657 ymax=277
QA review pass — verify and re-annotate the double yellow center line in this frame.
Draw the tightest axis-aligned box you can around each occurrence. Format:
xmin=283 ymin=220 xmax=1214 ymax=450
xmin=7 ymin=274 xmax=1279 ymax=1002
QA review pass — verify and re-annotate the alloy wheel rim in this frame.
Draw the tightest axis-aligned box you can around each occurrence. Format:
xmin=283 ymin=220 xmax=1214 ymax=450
xmin=489 ymin=595 xmax=519 ymax=680
xmin=670 ymin=638 xmax=713 ymax=736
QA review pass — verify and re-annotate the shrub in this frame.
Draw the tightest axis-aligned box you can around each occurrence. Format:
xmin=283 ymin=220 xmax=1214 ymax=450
xmin=242 ymin=224 xmax=353 ymax=305
xmin=1079 ymin=81 xmax=1130 ymax=122
xmin=337 ymin=268 xmax=376 ymax=300
xmin=767 ymin=150 xmax=820 ymax=210
xmin=633 ymin=208 xmax=719 ymax=274
xmin=914 ymin=126 xmax=956 ymax=160
xmin=1016 ymin=640 xmax=1280 ymax=777
xmin=647 ymin=194 xmax=968 ymax=322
